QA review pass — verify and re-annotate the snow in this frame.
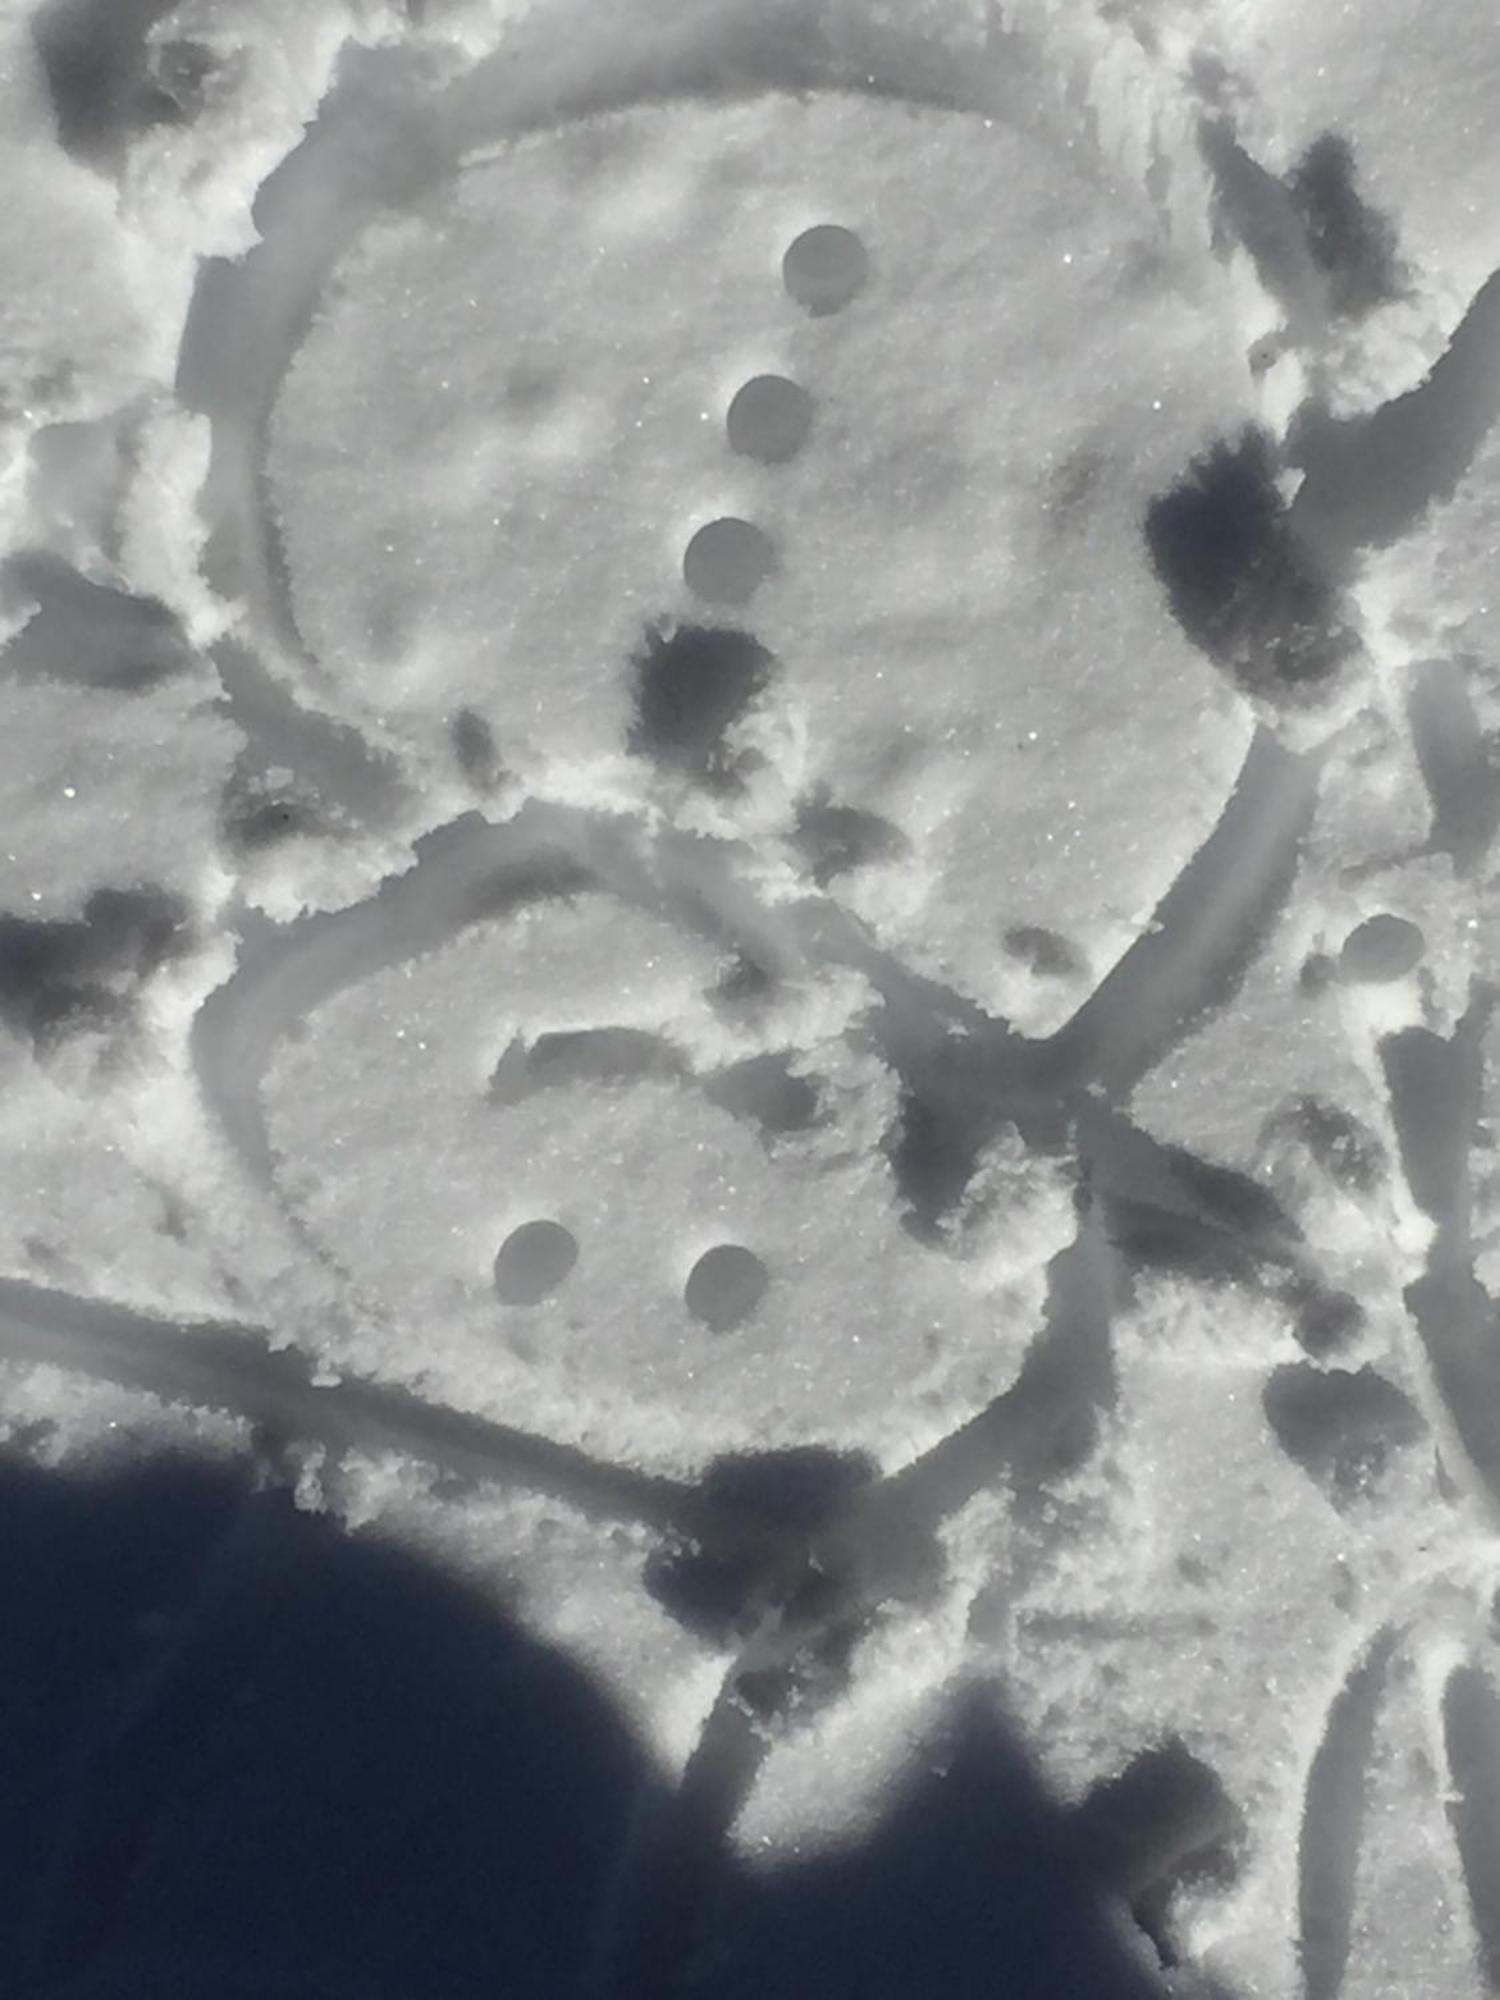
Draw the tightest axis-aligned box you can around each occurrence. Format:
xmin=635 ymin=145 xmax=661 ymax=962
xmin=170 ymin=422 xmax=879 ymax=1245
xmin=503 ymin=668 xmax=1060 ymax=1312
xmin=269 ymin=89 xmax=1255 ymax=1032
xmin=260 ymin=891 xmax=1073 ymax=1473
xmin=3 ymin=0 xmax=1500 ymax=1994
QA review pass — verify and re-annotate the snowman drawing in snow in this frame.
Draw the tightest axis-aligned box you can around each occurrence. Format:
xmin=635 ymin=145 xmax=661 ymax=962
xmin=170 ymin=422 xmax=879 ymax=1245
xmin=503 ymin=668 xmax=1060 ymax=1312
xmin=268 ymin=90 xmax=1260 ymax=1040
xmin=262 ymin=888 xmax=1079 ymax=1479
xmin=260 ymin=92 xmax=1259 ymax=1479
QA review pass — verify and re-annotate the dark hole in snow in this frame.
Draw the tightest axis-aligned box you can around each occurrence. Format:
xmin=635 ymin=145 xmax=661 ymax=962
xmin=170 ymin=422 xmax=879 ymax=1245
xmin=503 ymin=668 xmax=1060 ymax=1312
xmin=1260 ymin=1094 xmax=1388 ymax=1193
xmin=628 ymin=622 xmax=775 ymax=790
xmin=642 ymin=1539 xmax=768 ymax=1646
xmin=450 ymin=707 xmax=505 ymax=790
xmin=783 ymin=224 xmax=870 ymax=316
xmin=219 ymin=760 xmax=328 ymax=854
xmin=1299 ymin=951 xmax=1338 ymax=995
xmin=493 ymin=1219 xmax=578 ymax=1306
xmin=643 ymin=1445 xmax=878 ymax=1642
xmin=0 ymin=886 xmax=189 ymax=1052
xmin=682 ymin=518 xmax=776 ymax=607
xmin=1262 ymin=1363 xmax=1424 ymax=1500
xmin=1144 ymin=427 xmax=1354 ymax=702
xmin=1073 ymin=1738 xmax=1242 ymax=1959
xmin=889 ymin=1085 xmax=992 ymax=1240
xmin=1286 ymin=1282 xmax=1367 ymax=1360
xmin=699 ymin=1444 xmax=878 ymax=1534
xmin=726 ymin=375 xmax=815 ymax=465
xmin=705 ymin=1053 xmax=823 ymax=1135
xmin=710 ymin=954 xmax=778 ymax=1009
xmin=684 ymin=1244 xmax=769 ymax=1332
xmin=32 ymin=0 xmax=190 ymax=168
xmin=1003 ymin=925 xmax=1086 ymax=980
xmin=1 ymin=553 xmax=195 ymax=693
xmin=793 ymin=794 xmax=911 ymax=887
xmin=1284 ymin=133 xmax=1403 ymax=320
xmin=1197 ymin=118 xmax=1323 ymax=340
xmin=221 ymin=795 xmax=317 ymax=853
xmin=1338 ymin=912 xmax=1425 ymax=983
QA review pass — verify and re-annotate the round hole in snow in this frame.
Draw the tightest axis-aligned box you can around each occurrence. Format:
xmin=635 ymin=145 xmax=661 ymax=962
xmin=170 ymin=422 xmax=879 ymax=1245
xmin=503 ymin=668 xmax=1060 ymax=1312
xmin=1338 ymin=913 xmax=1425 ymax=983
xmin=683 ymin=519 xmax=775 ymax=606
xmin=494 ymin=1219 xmax=578 ymax=1305
xmin=782 ymin=224 xmax=869 ymax=315
xmin=685 ymin=1243 xmax=769 ymax=1332
xmin=726 ymin=375 xmax=814 ymax=464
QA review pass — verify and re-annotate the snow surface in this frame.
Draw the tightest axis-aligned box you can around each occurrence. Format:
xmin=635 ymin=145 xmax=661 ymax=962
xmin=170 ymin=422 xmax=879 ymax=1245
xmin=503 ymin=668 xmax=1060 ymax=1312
xmin=4 ymin=0 xmax=1500 ymax=1996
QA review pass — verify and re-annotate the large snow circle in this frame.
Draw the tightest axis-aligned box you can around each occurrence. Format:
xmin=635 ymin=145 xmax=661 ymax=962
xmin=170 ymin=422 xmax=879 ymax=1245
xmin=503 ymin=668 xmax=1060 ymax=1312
xmin=268 ymin=90 xmax=1256 ymax=1034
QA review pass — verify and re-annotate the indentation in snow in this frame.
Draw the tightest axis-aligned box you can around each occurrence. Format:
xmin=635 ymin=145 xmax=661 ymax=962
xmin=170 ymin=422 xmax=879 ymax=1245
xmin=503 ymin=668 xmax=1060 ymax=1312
xmin=682 ymin=516 xmax=777 ymax=607
xmin=782 ymin=221 xmax=870 ymax=316
xmin=494 ymin=1217 xmax=580 ymax=1306
xmin=726 ymin=373 xmax=815 ymax=465
xmin=684 ymin=1243 xmax=769 ymax=1333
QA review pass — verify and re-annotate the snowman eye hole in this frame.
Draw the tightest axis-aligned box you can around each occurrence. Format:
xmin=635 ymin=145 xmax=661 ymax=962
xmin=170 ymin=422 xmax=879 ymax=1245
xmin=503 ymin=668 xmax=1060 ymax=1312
xmin=726 ymin=375 xmax=814 ymax=465
xmin=684 ymin=1244 xmax=769 ymax=1332
xmin=494 ymin=1219 xmax=578 ymax=1305
xmin=782 ymin=223 xmax=868 ymax=315
xmin=682 ymin=518 xmax=776 ymax=607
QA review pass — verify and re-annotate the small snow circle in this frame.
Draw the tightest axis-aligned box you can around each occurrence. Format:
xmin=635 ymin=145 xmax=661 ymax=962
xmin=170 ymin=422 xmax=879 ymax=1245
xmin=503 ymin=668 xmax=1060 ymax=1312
xmin=494 ymin=1219 xmax=578 ymax=1305
xmin=782 ymin=224 xmax=869 ymax=315
xmin=685 ymin=1244 xmax=769 ymax=1332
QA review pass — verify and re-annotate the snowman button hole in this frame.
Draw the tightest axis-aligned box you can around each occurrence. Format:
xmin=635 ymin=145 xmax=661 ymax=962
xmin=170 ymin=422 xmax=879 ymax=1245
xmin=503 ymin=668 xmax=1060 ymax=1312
xmin=494 ymin=1219 xmax=578 ymax=1305
xmin=726 ymin=375 xmax=814 ymax=464
xmin=783 ymin=224 xmax=868 ymax=315
xmin=683 ymin=518 xmax=776 ymax=606
xmin=685 ymin=1244 xmax=769 ymax=1332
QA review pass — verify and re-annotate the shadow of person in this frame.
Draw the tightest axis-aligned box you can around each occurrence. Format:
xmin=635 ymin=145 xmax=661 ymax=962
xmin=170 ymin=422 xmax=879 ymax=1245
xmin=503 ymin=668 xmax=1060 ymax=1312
xmin=700 ymin=1685 xmax=1206 ymax=2000
xmin=1 ymin=1447 xmax=1244 ymax=2000
xmin=0 ymin=1449 xmax=655 ymax=1999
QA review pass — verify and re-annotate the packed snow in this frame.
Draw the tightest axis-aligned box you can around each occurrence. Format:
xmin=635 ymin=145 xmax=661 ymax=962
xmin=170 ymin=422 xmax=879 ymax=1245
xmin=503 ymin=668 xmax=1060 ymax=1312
xmin=3 ymin=0 xmax=1500 ymax=1995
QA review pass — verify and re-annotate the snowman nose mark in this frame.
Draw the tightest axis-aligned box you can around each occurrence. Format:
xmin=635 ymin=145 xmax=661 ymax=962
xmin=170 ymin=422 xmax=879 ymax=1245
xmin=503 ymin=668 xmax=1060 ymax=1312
xmin=683 ymin=518 xmax=776 ymax=607
xmin=782 ymin=223 xmax=869 ymax=316
xmin=726 ymin=375 xmax=814 ymax=465
xmin=685 ymin=1244 xmax=769 ymax=1333
xmin=494 ymin=1219 xmax=578 ymax=1306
